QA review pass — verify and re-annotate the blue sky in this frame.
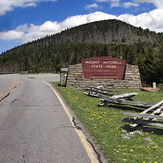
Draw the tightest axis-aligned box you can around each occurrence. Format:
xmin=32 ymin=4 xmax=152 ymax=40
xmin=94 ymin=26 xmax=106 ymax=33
xmin=0 ymin=0 xmax=163 ymax=54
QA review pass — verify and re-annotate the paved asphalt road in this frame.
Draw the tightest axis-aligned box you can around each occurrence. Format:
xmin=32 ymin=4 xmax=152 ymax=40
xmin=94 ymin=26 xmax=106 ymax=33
xmin=0 ymin=74 xmax=98 ymax=163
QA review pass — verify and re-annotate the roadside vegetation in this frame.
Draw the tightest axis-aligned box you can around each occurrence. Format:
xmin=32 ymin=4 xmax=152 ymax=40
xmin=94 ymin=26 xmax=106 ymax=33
xmin=54 ymin=82 xmax=163 ymax=163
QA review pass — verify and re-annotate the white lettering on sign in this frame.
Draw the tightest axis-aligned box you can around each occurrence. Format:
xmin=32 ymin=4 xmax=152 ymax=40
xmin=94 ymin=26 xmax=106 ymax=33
xmin=103 ymin=61 xmax=122 ymax=64
xmin=82 ymin=57 xmax=126 ymax=79
xmin=85 ymin=61 xmax=99 ymax=64
xmin=91 ymin=65 xmax=103 ymax=68
xmin=106 ymin=65 xmax=116 ymax=69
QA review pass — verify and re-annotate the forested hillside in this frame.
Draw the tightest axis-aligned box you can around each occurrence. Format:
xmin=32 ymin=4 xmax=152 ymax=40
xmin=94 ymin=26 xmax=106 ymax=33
xmin=0 ymin=19 xmax=162 ymax=85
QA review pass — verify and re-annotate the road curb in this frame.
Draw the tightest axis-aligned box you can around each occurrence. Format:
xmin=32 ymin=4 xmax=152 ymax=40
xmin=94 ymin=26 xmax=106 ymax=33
xmin=43 ymin=81 xmax=108 ymax=163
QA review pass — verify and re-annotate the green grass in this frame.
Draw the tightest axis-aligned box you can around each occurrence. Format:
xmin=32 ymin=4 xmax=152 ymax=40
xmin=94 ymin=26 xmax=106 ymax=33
xmin=54 ymin=82 xmax=163 ymax=163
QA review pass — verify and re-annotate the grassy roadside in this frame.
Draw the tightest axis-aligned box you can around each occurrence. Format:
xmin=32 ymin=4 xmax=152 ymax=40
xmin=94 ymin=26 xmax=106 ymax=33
xmin=54 ymin=82 xmax=163 ymax=163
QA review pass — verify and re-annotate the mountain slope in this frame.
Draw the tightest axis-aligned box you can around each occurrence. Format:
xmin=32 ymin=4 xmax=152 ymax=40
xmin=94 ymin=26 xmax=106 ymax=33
xmin=52 ymin=19 xmax=162 ymax=44
xmin=0 ymin=19 xmax=162 ymax=84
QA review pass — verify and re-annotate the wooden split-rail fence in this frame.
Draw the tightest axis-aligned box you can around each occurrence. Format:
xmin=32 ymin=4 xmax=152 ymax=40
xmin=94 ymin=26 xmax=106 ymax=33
xmin=84 ymin=86 xmax=163 ymax=130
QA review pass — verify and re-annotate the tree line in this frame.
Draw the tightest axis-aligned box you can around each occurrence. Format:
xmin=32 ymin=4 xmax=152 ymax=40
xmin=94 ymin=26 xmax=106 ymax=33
xmin=0 ymin=19 xmax=162 ymax=85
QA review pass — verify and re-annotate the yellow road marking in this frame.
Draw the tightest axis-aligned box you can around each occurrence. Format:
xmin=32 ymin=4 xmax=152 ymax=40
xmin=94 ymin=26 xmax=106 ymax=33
xmin=0 ymin=80 xmax=19 ymax=97
xmin=42 ymin=81 xmax=99 ymax=163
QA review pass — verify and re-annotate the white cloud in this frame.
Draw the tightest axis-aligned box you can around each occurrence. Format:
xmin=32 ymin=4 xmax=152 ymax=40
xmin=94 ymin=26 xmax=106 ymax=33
xmin=0 ymin=0 xmax=57 ymax=15
xmin=95 ymin=0 xmax=163 ymax=9
xmin=1 ymin=10 xmax=163 ymax=43
xmin=133 ymin=0 xmax=163 ymax=9
xmin=118 ymin=9 xmax=163 ymax=32
xmin=85 ymin=3 xmax=99 ymax=10
xmin=0 ymin=30 xmax=24 ymax=40
xmin=94 ymin=0 xmax=120 ymax=7
xmin=95 ymin=0 xmax=109 ymax=2
xmin=0 ymin=12 xmax=116 ymax=42
xmin=110 ymin=0 xmax=120 ymax=7
xmin=123 ymin=2 xmax=139 ymax=8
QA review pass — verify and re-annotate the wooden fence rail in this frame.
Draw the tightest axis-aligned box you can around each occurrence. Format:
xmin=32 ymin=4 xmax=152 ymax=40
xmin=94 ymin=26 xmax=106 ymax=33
xmin=84 ymin=86 xmax=163 ymax=130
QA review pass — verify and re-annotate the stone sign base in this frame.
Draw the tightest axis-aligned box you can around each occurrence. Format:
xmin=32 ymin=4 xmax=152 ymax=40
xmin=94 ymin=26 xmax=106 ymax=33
xmin=66 ymin=63 xmax=142 ymax=89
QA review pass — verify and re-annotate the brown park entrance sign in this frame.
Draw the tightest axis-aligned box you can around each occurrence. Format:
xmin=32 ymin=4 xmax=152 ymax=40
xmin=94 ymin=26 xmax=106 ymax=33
xmin=81 ymin=57 xmax=126 ymax=79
